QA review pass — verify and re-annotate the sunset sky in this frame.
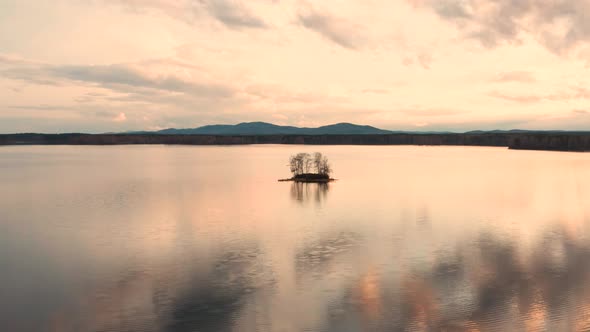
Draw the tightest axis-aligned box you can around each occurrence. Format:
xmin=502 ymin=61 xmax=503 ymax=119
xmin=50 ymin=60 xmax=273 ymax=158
xmin=2 ymin=0 xmax=590 ymax=133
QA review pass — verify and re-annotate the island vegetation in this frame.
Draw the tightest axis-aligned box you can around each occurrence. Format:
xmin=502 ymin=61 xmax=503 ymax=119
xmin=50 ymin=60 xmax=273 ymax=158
xmin=279 ymin=152 xmax=334 ymax=182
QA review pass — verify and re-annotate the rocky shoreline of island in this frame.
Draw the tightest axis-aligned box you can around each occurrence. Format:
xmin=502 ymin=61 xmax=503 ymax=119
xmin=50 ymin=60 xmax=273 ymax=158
xmin=278 ymin=174 xmax=335 ymax=183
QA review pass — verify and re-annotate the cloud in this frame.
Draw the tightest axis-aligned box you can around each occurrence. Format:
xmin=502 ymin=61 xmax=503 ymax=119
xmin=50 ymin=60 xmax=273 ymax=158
xmin=271 ymin=113 xmax=288 ymax=121
xmin=1 ymin=53 xmax=360 ymax=131
xmin=402 ymin=57 xmax=414 ymax=66
xmin=94 ymin=110 xmax=127 ymax=122
xmin=488 ymin=91 xmax=542 ymax=104
xmin=2 ymin=70 xmax=61 ymax=86
xmin=416 ymin=52 xmax=433 ymax=69
xmin=55 ymin=64 xmax=234 ymax=97
xmin=0 ymin=57 xmax=61 ymax=86
xmin=368 ymin=111 xmax=540 ymax=132
xmin=296 ymin=4 xmax=366 ymax=49
xmin=104 ymin=0 xmax=268 ymax=29
xmin=1 ymin=60 xmax=236 ymax=98
xmin=491 ymin=71 xmax=536 ymax=83
xmin=361 ymin=88 xmax=390 ymax=94
xmin=488 ymin=87 xmax=590 ymax=103
xmin=7 ymin=104 xmax=72 ymax=111
xmin=410 ymin=0 xmax=590 ymax=53
xmin=401 ymin=52 xmax=434 ymax=69
xmin=205 ymin=0 xmax=268 ymax=29
xmin=244 ymin=83 xmax=346 ymax=105
xmin=430 ymin=1 xmax=471 ymax=19
xmin=0 ymin=53 xmax=45 ymax=66
xmin=521 ymin=108 xmax=590 ymax=129
xmin=113 ymin=112 xmax=127 ymax=122
xmin=0 ymin=53 xmax=254 ymax=131
xmin=399 ymin=108 xmax=466 ymax=116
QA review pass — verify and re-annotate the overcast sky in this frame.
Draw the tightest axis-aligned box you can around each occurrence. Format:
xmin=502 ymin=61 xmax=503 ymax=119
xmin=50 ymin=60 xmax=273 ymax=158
xmin=2 ymin=0 xmax=590 ymax=133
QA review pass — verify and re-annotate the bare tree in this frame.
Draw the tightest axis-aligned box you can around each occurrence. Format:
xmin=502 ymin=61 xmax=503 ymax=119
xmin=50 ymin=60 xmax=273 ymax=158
xmin=289 ymin=152 xmax=332 ymax=177
xmin=304 ymin=155 xmax=313 ymax=173
xmin=299 ymin=153 xmax=310 ymax=174
xmin=313 ymin=152 xmax=323 ymax=174
xmin=289 ymin=155 xmax=299 ymax=175
xmin=289 ymin=153 xmax=311 ymax=176
xmin=319 ymin=156 xmax=332 ymax=175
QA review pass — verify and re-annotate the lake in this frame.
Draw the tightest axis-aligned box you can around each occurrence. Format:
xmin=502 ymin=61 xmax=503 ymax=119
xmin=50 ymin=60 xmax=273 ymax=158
xmin=2 ymin=145 xmax=590 ymax=331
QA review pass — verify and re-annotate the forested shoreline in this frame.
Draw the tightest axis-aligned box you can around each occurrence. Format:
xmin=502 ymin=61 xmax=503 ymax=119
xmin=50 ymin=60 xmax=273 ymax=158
xmin=1 ymin=133 xmax=590 ymax=151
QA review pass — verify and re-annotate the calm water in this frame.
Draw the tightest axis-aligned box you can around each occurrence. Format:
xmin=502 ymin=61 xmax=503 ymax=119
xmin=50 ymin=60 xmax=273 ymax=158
xmin=2 ymin=145 xmax=590 ymax=331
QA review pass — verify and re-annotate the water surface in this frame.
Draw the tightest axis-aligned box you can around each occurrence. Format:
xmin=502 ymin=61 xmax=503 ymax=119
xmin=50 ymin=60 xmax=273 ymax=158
xmin=2 ymin=145 xmax=590 ymax=331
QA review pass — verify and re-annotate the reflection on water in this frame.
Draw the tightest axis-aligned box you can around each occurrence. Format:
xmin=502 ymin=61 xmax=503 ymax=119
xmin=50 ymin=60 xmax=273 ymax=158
xmin=295 ymin=231 xmax=360 ymax=278
xmin=290 ymin=182 xmax=329 ymax=205
xmin=321 ymin=228 xmax=590 ymax=331
xmin=167 ymin=244 xmax=273 ymax=332
xmin=2 ymin=145 xmax=590 ymax=331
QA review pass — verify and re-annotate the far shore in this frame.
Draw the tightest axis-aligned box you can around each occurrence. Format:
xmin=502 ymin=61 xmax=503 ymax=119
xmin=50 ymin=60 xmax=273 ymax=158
xmin=2 ymin=133 xmax=590 ymax=152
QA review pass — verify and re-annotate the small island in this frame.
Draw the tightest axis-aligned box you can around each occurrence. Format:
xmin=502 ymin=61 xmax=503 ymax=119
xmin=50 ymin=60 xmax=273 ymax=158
xmin=279 ymin=152 xmax=335 ymax=182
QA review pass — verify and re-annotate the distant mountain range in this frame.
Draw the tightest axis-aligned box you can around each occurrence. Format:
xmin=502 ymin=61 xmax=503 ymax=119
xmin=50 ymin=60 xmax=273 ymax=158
xmin=4 ymin=125 xmax=590 ymax=151
xmin=125 ymin=122 xmax=590 ymax=136
xmin=128 ymin=122 xmax=449 ymax=135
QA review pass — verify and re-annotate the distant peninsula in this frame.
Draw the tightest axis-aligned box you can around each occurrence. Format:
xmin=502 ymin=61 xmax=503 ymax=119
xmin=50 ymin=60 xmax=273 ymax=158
xmin=2 ymin=122 xmax=590 ymax=152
